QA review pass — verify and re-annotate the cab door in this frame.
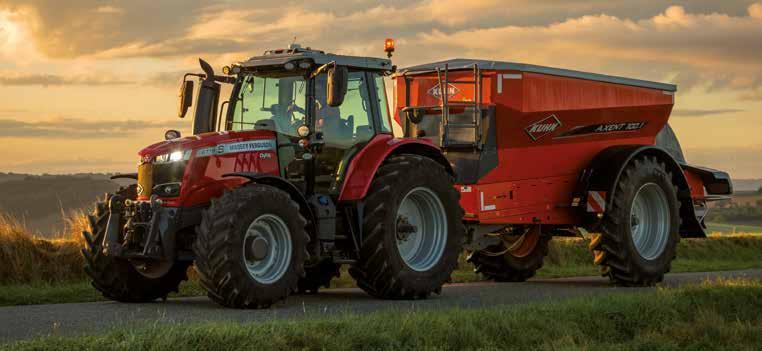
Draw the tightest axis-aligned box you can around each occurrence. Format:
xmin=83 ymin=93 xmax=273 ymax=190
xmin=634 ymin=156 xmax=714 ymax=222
xmin=312 ymin=71 xmax=380 ymax=195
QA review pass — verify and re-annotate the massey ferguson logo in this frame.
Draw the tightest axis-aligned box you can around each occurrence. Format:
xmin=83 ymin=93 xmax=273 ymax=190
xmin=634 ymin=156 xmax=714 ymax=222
xmin=525 ymin=115 xmax=562 ymax=141
xmin=427 ymin=83 xmax=460 ymax=100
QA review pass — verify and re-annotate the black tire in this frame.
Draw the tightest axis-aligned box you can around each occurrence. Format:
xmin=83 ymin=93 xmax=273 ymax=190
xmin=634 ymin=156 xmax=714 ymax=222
xmin=193 ymin=184 xmax=308 ymax=308
xmin=349 ymin=154 xmax=465 ymax=299
xmin=81 ymin=185 xmax=190 ymax=302
xmin=467 ymin=227 xmax=551 ymax=282
xmin=297 ymin=259 xmax=341 ymax=294
xmin=590 ymin=156 xmax=681 ymax=286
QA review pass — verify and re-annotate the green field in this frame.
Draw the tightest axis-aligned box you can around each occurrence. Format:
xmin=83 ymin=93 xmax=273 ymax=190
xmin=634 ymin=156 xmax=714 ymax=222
xmin=5 ymin=278 xmax=761 ymax=350
xmin=706 ymin=222 xmax=762 ymax=234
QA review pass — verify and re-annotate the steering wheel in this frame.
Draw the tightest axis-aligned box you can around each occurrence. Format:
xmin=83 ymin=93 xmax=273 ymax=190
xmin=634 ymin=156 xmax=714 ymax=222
xmin=286 ymin=101 xmax=307 ymax=130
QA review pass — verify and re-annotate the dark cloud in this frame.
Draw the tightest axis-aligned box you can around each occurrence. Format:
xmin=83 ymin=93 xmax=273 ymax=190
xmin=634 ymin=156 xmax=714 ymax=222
xmin=2 ymin=1 xmax=757 ymax=58
xmin=0 ymin=0 xmax=207 ymax=57
xmin=672 ymin=109 xmax=745 ymax=117
xmin=144 ymin=70 xmax=190 ymax=88
xmin=0 ymin=73 xmax=134 ymax=86
xmin=0 ymin=117 xmax=185 ymax=138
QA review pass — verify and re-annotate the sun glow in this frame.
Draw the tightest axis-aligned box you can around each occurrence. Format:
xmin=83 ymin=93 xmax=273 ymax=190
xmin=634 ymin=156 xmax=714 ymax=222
xmin=0 ymin=11 xmax=22 ymax=57
xmin=0 ymin=11 xmax=19 ymax=43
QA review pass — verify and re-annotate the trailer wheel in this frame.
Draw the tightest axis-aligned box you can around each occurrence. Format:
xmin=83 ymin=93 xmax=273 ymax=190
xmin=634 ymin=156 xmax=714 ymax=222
xmin=349 ymin=154 xmax=465 ymax=299
xmin=82 ymin=186 xmax=190 ymax=302
xmin=591 ymin=156 xmax=680 ymax=286
xmin=193 ymin=184 xmax=308 ymax=308
xmin=297 ymin=259 xmax=341 ymax=294
xmin=467 ymin=226 xmax=551 ymax=282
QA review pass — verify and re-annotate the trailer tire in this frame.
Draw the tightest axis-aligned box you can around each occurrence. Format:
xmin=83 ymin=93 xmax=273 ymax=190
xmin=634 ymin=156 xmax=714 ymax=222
xmin=82 ymin=186 xmax=190 ymax=302
xmin=193 ymin=184 xmax=308 ymax=308
xmin=591 ymin=156 xmax=680 ymax=286
xmin=349 ymin=154 xmax=465 ymax=299
xmin=297 ymin=259 xmax=341 ymax=294
xmin=467 ymin=226 xmax=551 ymax=282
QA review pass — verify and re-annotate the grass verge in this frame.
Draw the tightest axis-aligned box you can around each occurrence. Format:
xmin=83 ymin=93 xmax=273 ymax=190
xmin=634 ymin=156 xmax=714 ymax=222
xmin=706 ymin=222 xmax=762 ymax=234
xmin=3 ymin=235 xmax=762 ymax=306
xmin=3 ymin=210 xmax=762 ymax=306
xmin=5 ymin=278 xmax=761 ymax=350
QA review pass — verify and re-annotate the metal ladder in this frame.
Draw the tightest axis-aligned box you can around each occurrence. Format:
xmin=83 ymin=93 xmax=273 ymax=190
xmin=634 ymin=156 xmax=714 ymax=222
xmin=435 ymin=63 xmax=483 ymax=149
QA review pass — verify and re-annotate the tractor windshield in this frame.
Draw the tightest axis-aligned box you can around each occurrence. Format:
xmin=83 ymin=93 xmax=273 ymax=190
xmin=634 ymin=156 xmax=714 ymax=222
xmin=228 ymin=74 xmax=307 ymax=137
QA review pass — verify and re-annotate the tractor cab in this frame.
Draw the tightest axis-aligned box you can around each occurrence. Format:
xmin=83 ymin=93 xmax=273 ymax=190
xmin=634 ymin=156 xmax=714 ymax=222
xmin=178 ymin=44 xmax=396 ymax=195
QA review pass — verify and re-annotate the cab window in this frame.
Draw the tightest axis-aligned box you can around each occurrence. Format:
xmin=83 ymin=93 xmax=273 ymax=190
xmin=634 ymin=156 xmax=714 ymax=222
xmin=373 ymin=74 xmax=393 ymax=133
xmin=229 ymin=74 xmax=306 ymax=136
xmin=315 ymin=72 xmax=375 ymax=147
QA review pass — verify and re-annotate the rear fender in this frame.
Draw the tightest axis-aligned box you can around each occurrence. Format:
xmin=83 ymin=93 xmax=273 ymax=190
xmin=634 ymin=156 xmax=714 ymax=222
xmin=580 ymin=145 xmax=704 ymax=238
xmin=338 ymin=135 xmax=453 ymax=201
xmin=681 ymin=164 xmax=733 ymax=197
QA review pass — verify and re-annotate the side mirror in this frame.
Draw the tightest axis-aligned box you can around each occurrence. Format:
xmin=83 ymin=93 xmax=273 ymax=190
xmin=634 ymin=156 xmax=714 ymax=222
xmin=402 ymin=107 xmax=425 ymax=124
xmin=178 ymin=80 xmax=194 ymax=118
xmin=326 ymin=66 xmax=348 ymax=107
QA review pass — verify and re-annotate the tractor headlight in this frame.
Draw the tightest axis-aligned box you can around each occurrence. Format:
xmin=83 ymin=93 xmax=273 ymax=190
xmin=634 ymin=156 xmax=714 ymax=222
xmin=169 ymin=151 xmax=184 ymax=162
xmin=155 ymin=150 xmax=191 ymax=164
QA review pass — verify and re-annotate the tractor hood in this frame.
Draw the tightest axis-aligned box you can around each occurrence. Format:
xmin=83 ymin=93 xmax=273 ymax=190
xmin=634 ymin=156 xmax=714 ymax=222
xmin=138 ymin=130 xmax=277 ymax=161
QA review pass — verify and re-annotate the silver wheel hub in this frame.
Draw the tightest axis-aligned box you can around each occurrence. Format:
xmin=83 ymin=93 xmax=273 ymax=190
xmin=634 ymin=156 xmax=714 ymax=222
xmin=243 ymin=214 xmax=292 ymax=284
xmin=395 ymin=187 xmax=448 ymax=272
xmin=630 ymin=183 xmax=670 ymax=260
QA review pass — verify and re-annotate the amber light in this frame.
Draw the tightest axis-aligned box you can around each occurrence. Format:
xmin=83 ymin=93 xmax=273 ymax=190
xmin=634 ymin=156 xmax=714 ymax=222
xmin=384 ymin=38 xmax=395 ymax=58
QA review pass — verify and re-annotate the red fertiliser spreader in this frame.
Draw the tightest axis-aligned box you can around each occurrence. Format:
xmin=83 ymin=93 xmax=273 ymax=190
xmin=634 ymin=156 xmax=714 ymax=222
xmin=394 ymin=59 xmax=732 ymax=284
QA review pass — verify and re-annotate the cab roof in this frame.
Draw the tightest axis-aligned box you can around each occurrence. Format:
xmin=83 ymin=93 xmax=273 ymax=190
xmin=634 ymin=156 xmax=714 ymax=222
xmin=238 ymin=44 xmax=393 ymax=72
xmin=399 ymin=58 xmax=677 ymax=92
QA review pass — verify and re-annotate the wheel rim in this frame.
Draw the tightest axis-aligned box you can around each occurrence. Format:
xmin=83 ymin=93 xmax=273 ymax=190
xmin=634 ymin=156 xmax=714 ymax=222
xmin=395 ymin=187 xmax=448 ymax=272
xmin=504 ymin=226 xmax=541 ymax=258
xmin=630 ymin=183 xmax=670 ymax=260
xmin=243 ymin=214 xmax=292 ymax=284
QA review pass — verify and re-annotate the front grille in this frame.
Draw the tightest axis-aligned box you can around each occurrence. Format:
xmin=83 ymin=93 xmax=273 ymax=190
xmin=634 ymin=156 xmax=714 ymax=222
xmin=137 ymin=163 xmax=153 ymax=198
xmin=153 ymin=162 xmax=187 ymax=186
xmin=137 ymin=161 xmax=187 ymax=199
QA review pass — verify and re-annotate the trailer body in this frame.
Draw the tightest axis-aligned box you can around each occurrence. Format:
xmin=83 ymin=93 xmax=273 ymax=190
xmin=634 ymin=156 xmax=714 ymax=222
xmin=394 ymin=59 xmax=731 ymax=235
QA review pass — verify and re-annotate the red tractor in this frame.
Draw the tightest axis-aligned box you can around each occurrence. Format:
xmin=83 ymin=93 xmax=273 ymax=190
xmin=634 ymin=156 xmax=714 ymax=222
xmin=83 ymin=43 xmax=731 ymax=309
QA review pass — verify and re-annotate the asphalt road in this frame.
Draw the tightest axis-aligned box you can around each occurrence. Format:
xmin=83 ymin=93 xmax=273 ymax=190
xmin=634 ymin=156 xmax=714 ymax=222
xmin=2 ymin=269 xmax=761 ymax=343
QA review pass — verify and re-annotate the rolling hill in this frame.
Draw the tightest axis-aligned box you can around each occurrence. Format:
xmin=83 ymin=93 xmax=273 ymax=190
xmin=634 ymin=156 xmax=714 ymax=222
xmin=0 ymin=173 xmax=129 ymax=236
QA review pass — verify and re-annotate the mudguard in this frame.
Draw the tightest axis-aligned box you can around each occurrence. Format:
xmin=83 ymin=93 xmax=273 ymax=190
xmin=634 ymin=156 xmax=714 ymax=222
xmin=338 ymin=134 xmax=453 ymax=201
xmin=681 ymin=164 xmax=733 ymax=196
xmin=222 ymin=172 xmax=315 ymax=223
xmin=579 ymin=145 xmax=706 ymax=238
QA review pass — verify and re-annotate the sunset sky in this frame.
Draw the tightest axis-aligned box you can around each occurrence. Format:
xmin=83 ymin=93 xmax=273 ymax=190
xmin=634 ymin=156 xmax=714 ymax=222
xmin=0 ymin=1 xmax=760 ymax=178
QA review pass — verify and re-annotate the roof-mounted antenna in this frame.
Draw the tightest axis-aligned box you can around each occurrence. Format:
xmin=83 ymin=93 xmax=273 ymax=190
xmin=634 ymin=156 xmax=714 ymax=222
xmin=288 ymin=36 xmax=300 ymax=51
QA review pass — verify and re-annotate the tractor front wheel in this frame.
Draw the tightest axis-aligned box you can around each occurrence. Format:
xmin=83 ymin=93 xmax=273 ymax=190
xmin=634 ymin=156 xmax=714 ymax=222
xmin=193 ymin=184 xmax=308 ymax=308
xmin=349 ymin=154 xmax=465 ymax=299
xmin=81 ymin=186 xmax=190 ymax=302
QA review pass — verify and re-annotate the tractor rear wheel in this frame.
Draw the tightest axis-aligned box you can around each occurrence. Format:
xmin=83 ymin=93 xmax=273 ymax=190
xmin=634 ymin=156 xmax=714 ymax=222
xmin=81 ymin=186 xmax=190 ymax=302
xmin=349 ymin=154 xmax=464 ymax=299
xmin=297 ymin=259 xmax=341 ymax=294
xmin=193 ymin=184 xmax=308 ymax=308
xmin=590 ymin=156 xmax=680 ymax=286
xmin=467 ymin=225 xmax=551 ymax=282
